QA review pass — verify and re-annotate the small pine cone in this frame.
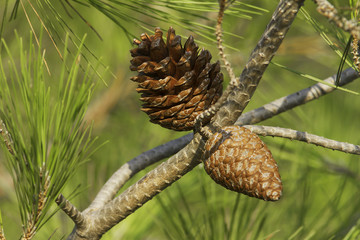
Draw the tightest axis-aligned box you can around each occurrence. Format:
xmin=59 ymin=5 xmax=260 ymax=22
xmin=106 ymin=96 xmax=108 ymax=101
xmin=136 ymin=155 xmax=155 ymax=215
xmin=203 ymin=126 xmax=282 ymax=201
xmin=130 ymin=27 xmax=223 ymax=131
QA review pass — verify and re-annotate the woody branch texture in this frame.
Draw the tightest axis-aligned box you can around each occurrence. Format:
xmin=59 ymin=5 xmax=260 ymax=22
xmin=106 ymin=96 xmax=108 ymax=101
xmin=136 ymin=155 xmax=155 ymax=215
xmin=82 ymin=66 xmax=359 ymax=220
xmin=58 ymin=0 xmax=306 ymax=239
xmin=91 ymin=66 xmax=359 ymax=206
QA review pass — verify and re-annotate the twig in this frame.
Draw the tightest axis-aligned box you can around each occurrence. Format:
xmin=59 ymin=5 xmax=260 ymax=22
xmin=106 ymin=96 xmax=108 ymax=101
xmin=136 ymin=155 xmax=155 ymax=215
xmin=314 ymin=0 xmax=360 ymax=39
xmin=70 ymin=134 xmax=204 ymax=239
xmin=22 ymin=167 xmax=50 ymax=240
xmin=87 ymin=133 xmax=193 ymax=210
xmin=195 ymin=0 xmax=237 ymax=137
xmin=244 ymin=125 xmax=360 ymax=155
xmin=77 ymin=60 xmax=359 ymax=221
xmin=216 ymin=0 xmax=237 ymax=85
xmin=237 ymin=67 xmax=359 ymax=125
xmin=56 ymin=194 xmax=85 ymax=229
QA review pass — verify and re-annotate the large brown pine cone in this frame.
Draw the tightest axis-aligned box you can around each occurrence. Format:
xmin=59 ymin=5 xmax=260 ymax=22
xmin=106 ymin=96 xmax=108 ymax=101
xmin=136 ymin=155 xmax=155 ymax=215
xmin=203 ymin=126 xmax=282 ymax=201
xmin=130 ymin=27 xmax=223 ymax=131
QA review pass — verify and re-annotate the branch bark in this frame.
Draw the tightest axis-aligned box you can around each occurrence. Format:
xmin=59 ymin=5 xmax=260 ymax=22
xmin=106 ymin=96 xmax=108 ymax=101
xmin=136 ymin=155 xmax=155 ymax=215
xmin=56 ymin=194 xmax=85 ymax=229
xmin=87 ymin=67 xmax=359 ymax=214
xmin=237 ymin=67 xmax=359 ymax=125
xmin=87 ymin=133 xmax=193 ymax=210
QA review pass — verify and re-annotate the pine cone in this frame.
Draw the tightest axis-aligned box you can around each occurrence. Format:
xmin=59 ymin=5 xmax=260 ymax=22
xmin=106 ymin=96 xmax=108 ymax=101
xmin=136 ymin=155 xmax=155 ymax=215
xmin=130 ymin=27 xmax=223 ymax=131
xmin=203 ymin=126 xmax=282 ymax=201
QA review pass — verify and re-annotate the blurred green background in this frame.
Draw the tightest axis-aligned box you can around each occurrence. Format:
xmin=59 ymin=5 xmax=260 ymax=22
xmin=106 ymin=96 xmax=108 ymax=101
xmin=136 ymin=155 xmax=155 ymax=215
xmin=0 ymin=0 xmax=360 ymax=239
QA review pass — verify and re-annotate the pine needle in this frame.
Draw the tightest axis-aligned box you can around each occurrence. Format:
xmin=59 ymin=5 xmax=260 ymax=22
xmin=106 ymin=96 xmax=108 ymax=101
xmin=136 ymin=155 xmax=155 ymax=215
xmin=271 ymin=61 xmax=359 ymax=95
xmin=0 ymin=33 xmax=98 ymax=239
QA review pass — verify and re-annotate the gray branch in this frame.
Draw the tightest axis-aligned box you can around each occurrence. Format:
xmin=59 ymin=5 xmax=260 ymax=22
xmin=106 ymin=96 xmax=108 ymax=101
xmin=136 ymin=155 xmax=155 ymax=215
xmin=244 ymin=125 xmax=360 ymax=155
xmin=237 ymin=67 xmax=359 ymax=125
xmin=86 ymin=67 xmax=358 ymax=220
xmin=87 ymin=133 xmax=193 ymax=210
xmin=74 ymin=134 xmax=204 ymax=239
xmin=82 ymin=8 xmax=359 ymax=219
xmin=55 ymin=194 xmax=85 ymax=229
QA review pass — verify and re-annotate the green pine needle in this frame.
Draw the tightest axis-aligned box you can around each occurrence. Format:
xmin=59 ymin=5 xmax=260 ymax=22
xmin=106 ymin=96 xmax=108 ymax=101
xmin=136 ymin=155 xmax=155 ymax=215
xmin=0 ymin=32 xmax=98 ymax=238
xmin=271 ymin=61 xmax=359 ymax=95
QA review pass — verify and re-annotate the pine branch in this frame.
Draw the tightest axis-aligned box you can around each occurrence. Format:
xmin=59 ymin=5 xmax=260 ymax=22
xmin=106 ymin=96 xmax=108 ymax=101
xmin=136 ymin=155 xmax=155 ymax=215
xmin=62 ymin=0 xmax=304 ymax=239
xmin=55 ymin=195 xmax=85 ymax=228
xmin=244 ymin=125 xmax=360 ymax=155
xmin=87 ymin=67 xmax=359 ymax=213
xmin=82 ymin=68 xmax=360 ymax=204
xmin=73 ymin=56 xmax=358 ymax=240
xmin=87 ymin=133 xmax=193 ymax=210
xmin=65 ymin=135 xmax=203 ymax=239
xmin=237 ymin=67 xmax=359 ymax=125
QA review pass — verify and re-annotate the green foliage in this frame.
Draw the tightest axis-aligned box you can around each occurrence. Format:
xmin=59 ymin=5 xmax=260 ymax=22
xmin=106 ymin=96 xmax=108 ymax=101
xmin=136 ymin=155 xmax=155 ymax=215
xmin=0 ymin=32 xmax=97 ymax=237
xmin=343 ymin=219 xmax=360 ymax=240
xmin=2 ymin=0 xmax=267 ymax=64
